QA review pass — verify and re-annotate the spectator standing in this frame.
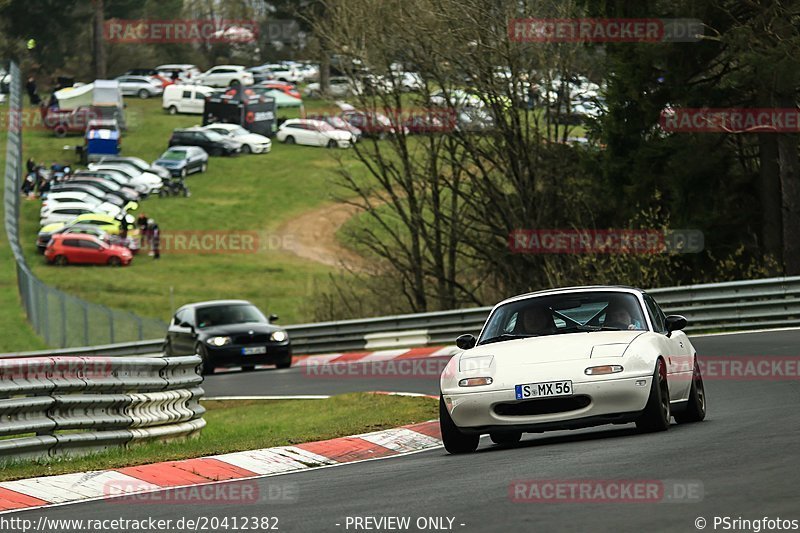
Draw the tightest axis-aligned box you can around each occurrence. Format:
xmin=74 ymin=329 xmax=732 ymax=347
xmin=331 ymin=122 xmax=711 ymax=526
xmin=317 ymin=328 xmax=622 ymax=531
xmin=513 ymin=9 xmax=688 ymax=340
xmin=137 ymin=213 xmax=149 ymax=247
xmin=25 ymin=76 xmax=40 ymax=105
xmin=150 ymin=221 xmax=161 ymax=259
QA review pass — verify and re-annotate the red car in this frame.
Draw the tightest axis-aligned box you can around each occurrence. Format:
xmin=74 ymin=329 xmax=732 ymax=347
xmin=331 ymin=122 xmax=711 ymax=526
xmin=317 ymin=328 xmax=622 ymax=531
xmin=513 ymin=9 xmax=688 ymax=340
xmin=45 ymin=233 xmax=133 ymax=266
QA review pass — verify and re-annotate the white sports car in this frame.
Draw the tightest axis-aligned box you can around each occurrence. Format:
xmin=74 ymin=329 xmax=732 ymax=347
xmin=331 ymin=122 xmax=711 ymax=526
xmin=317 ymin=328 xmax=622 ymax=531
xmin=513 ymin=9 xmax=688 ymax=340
xmin=439 ymin=286 xmax=706 ymax=454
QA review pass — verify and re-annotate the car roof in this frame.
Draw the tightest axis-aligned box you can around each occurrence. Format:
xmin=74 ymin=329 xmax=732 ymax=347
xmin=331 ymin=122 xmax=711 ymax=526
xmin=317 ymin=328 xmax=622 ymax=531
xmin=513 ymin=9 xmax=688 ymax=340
xmin=52 ymin=232 xmax=99 ymax=241
xmin=496 ymin=285 xmax=645 ymax=307
xmin=210 ymin=65 xmax=245 ymax=69
xmin=177 ymin=299 xmax=254 ymax=312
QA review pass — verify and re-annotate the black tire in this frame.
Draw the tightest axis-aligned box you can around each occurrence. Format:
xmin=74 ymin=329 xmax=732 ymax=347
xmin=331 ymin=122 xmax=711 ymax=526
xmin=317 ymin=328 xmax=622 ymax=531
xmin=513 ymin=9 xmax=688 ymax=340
xmin=490 ymin=432 xmax=522 ymax=445
xmin=138 ymin=89 xmax=149 ymax=99
xmin=674 ymin=358 xmax=706 ymax=423
xmin=54 ymin=255 xmax=68 ymax=266
xmin=439 ymin=395 xmax=480 ymax=454
xmin=276 ymin=356 xmax=292 ymax=369
xmin=54 ymin=126 xmax=67 ymax=138
xmin=241 ymin=144 xmax=252 ymax=154
xmin=327 ymin=139 xmax=338 ymax=149
xmin=108 ymin=256 xmax=122 ymax=266
xmin=168 ymin=106 xmax=178 ymax=115
xmin=242 ymin=365 xmax=256 ymax=372
xmin=284 ymin=135 xmax=295 ymax=145
xmin=636 ymin=358 xmax=671 ymax=432
xmin=196 ymin=343 xmax=213 ymax=375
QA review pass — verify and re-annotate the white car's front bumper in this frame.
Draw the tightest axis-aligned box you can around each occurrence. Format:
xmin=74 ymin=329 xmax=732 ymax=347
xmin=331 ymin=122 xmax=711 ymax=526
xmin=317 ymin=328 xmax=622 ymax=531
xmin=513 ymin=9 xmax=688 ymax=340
xmin=443 ymin=375 xmax=652 ymax=432
xmin=251 ymin=143 xmax=272 ymax=154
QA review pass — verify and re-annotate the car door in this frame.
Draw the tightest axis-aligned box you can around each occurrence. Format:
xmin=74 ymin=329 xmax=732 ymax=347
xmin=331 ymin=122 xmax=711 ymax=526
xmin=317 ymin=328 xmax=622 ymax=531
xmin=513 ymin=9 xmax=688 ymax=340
xmin=171 ymin=309 xmax=197 ymax=354
xmin=643 ymin=293 xmax=693 ymax=401
xmin=189 ymin=90 xmax=206 ymax=113
xmin=61 ymin=238 xmax=85 ymax=263
xmin=178 ymin=89 xmax=192 ymax=113
xmin=79 ymin=238 xmax=105 ymax=264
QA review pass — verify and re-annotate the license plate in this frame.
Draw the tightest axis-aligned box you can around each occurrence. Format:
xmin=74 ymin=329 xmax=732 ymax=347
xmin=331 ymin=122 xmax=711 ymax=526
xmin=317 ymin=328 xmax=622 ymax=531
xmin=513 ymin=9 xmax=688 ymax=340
xmin=515 ymin=380 xmax=573 ymax=400
xmin=242 ymin=346 xmax=266 ymax=355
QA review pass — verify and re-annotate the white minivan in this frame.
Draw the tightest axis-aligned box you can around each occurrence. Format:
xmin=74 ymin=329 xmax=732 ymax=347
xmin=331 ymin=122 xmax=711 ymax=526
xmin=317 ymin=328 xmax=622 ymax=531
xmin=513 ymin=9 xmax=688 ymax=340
xmin=162 ymin=84 xmax=215 ymax=115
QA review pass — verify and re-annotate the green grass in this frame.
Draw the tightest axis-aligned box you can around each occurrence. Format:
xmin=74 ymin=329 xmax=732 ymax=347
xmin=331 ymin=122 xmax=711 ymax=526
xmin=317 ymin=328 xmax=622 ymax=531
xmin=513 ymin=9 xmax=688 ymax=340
xmin=16 ymin=98 xmax=367 ymax=325
xmin=0 ymin=392 xmax=437 ymax=482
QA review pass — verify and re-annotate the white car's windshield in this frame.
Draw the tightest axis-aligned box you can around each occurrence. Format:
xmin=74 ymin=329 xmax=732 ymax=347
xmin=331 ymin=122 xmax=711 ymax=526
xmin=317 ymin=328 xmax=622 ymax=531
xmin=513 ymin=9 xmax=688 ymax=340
xmin=479 ymin=291 xmax=647 ymax=344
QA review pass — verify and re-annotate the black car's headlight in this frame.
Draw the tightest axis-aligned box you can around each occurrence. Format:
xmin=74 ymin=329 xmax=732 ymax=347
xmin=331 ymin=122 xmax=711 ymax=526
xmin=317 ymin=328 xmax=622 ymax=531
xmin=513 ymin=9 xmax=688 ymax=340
xmin=207 ymin=336 xmax=232 ymax=347
xmin=270 ymin=331 xmax=288 ymax=342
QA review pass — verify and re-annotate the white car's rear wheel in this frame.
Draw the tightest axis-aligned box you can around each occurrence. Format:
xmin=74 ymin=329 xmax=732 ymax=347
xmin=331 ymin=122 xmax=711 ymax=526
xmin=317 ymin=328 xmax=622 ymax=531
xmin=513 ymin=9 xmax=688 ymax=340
xmin=439 ymin=395 xmax=479 ymax=454
xmin=636 ymin=358 xmax=671 ymax=432
xmin=490 ymin=432 xmax=522 ymax=445
xmin=674 ymin=358 xmax=706 ymax=423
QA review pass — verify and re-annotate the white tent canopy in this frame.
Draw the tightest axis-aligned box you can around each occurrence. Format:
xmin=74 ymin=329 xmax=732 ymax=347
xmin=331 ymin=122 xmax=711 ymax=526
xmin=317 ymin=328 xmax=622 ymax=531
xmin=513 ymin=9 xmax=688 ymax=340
xmin=54 ymin=80 xmax=123 ymax=110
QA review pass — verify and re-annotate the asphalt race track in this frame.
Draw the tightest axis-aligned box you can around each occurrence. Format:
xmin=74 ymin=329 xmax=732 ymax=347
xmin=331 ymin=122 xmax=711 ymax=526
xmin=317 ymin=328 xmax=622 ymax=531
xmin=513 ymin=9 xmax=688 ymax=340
xmin=11 ymin=329 xmax=800 ymax=532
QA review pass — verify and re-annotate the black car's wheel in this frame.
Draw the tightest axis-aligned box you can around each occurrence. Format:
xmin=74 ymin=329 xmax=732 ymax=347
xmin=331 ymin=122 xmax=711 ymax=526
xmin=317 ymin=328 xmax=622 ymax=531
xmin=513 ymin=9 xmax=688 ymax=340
xmin=636 ymin=358 xmax=671 ymax=432
xmin=241 ymin=144 xmax=252 ymax=154
xmin=284 ymin=136 xmax=295 ymax=145
xmin=196 ymin=343 xmax=213 ymax=375
xmin=138 ymin=89 xmax=149 ymax=99
xmin=54 ymin=125 xmax=67 ymax=138
xmin=54 ymin=255 xmax=68 ymax=266
xmin=108 ymin=256 xmax=122 ymax=266
xmin=242 ymin=365 xmax=256 ymax=372
xmin=327 ymin=139 xmax=338 ymax=149
xmin=276 ymin=355 xmax=292 ymax=369
xmin=674 ymin=358 xmax=706 ymax=423
xmin=490 ymin=432 xmax=522 ymax=445
xmin=439 ymin=395 xmax=479 ymax=454
xmin=168 ymin=106 xmax=178 ymax=115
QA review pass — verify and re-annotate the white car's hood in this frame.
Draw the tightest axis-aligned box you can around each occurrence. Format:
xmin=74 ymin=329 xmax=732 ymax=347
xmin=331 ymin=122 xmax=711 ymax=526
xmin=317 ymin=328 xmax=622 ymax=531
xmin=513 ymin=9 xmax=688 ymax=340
xmin=466 ymin=331 xmax=645 ymax=364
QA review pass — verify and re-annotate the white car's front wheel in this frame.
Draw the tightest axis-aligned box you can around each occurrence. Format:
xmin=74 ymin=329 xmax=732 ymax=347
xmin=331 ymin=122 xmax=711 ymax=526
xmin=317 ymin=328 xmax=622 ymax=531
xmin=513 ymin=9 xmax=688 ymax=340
xmin=636 ymin=359 xmax=671 ymax=432
xmin=440 ymin=395 xmax=480 ymax=454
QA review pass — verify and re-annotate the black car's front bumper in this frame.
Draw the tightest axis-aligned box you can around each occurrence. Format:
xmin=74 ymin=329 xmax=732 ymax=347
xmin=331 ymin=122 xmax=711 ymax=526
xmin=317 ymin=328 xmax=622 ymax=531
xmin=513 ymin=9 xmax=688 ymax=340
xmin=205 ymin=342 xmax=292 ymax=367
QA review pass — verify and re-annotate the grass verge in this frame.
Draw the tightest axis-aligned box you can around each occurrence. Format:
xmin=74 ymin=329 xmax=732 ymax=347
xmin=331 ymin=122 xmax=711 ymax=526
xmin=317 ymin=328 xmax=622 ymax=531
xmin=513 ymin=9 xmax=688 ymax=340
xmin=0 ymin=392 xmax=437 ymax=482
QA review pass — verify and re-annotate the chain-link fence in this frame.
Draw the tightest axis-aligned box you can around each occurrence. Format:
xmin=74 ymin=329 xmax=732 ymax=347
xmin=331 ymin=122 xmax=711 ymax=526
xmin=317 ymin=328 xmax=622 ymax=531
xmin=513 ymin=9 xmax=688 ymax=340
xmin=3 ymin=61 xmax=167 ymax=348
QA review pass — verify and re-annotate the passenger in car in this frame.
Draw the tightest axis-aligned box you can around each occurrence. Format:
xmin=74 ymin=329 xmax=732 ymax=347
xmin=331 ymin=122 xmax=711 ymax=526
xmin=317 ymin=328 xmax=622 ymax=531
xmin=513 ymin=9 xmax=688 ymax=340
xmin=517 ymin=307 xmax=557 ymax=336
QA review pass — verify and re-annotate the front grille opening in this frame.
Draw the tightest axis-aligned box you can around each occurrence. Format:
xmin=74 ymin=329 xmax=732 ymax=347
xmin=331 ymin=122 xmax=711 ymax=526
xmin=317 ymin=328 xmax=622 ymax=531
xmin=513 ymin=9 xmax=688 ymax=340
xmin=233 ymin=334 xmax=270 ymax=344
xmin=494 ymin=395 xmax=591 ymax=416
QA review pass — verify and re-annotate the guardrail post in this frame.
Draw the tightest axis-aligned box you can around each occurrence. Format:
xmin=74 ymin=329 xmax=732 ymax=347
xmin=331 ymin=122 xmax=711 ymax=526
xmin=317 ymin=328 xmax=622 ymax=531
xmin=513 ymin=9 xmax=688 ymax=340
xmin=60 ymin=294 xmax=67 ymax=348
xmin=83 ymin=304 xmax=90 ymax=346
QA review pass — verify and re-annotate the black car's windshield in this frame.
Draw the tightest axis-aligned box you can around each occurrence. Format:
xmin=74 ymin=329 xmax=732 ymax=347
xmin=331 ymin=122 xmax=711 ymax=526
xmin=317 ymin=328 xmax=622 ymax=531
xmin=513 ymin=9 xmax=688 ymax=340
xmin=196 ymin=304 xmax=267 ymax=328
xmin=478 ymin=291 xmax=647 ymax=345
xmin=161 ymin=150 xmax=187 ymax=161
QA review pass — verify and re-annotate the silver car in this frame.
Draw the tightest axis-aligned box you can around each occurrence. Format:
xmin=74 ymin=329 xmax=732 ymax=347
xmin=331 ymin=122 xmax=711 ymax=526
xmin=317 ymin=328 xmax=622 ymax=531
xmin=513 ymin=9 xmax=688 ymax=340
xmin=115 ymin=76 xmax=164 ymax=99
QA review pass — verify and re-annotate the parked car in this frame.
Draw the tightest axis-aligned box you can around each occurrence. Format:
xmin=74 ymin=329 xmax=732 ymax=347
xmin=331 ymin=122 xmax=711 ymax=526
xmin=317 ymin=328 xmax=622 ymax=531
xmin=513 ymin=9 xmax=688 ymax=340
xmin=74 ymin=169 xmax=148 ymax=198
xmin=276 ymin=119 xmax=352 ymax=148
xmin=95 ymin=156 xmax=171 ymax=180
xmin=304 ymin=76 xmax=353 ymax=98
xmin=310 ymin=115 xmax=361 ymax=142
xmin=155 ymin=64 xmax=202 ymax=82
xmin=123 ymin=68 xmax=172 ymax=87
xmin=88 ymin=163 xmax=163 ymax=195
xmin=249 ymin=64 xmax=302 ymax=84
xmin=115 ymin=75 xmax=164 ymax=98
xmin=162 ymin=84 xmax=214 ymax=115
xmin=66 ymin=176 xmax=140 ymax=204
xmin=201 ymin=123 xmax=271 ymax=154
xmin=45 ymin=233 xmax=133 ymax=267
xmin=40 ymin=202 xmax=120 ymax=227
xmin=48 ymin=183 xmax=126 ymax=208
xmin=41 ymin=106 xmax=98 ymax=137
xmin=169 ymin=127 xmax=242 ymax=156
xmin=341 ymin=110 xmax=403 ymax=139
xmin=39 ymin=213 xmax=136 ymax=244
xmin=195 ymin=65 xmax=254 ymax=88
xmin=164 ymin=299 xmax=291 ymax=374
xmin=154 ymin=146 xmax=209 ymax=177
xmin=37 ymin=224 xmax=139 ymax=254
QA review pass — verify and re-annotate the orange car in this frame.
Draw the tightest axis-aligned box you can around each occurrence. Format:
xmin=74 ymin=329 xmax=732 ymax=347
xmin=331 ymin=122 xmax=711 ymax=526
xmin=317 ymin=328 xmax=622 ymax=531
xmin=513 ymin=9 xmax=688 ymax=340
xmin=45 ymin=233 xmax=133 ymax=266
xmin=256 ymin=81 xmax=301 ymax=99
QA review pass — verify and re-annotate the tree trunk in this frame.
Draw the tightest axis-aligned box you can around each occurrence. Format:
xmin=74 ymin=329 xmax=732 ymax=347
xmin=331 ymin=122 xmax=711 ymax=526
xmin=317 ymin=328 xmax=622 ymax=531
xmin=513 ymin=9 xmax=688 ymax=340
xmin=778 ymin=132 xmax=800 ymax=274
xmin=757 ymin=133 xmax=783 ymax=264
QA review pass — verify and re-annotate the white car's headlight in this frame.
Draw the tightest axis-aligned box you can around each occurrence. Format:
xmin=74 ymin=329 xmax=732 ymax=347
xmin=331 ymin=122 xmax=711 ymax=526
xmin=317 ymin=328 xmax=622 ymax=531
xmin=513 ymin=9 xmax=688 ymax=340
xmin=270 ymin=330 xmax=288 ymax=342
xmin=207 ymin=336 xmax=231 ymax=347
xmin=585 ymin=365 xmax=624 ymax=375
xmin=459 ymin=355 xmax=493 ymax=372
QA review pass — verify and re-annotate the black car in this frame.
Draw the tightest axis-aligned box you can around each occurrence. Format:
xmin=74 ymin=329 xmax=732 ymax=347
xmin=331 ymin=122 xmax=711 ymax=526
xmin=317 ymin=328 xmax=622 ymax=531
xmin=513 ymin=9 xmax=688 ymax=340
xmin=164 ymin=300 xmax=292 ymax=374
xmin=168 ymin=128 xmax=242 ymax=156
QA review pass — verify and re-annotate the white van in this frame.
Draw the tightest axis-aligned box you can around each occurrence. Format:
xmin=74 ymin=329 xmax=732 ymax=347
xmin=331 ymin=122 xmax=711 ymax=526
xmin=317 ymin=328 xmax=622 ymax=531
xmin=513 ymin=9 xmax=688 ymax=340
xmin=162 ymin=84 xmax=215 ymax=115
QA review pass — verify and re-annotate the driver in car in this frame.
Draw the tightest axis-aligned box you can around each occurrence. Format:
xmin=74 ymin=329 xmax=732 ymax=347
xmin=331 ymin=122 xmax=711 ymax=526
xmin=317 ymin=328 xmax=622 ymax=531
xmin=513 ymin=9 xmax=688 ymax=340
xmin=518 ymin=306 xmax=556 ymax=335
xmin=604 ymin=303 xmax=639 ymax=330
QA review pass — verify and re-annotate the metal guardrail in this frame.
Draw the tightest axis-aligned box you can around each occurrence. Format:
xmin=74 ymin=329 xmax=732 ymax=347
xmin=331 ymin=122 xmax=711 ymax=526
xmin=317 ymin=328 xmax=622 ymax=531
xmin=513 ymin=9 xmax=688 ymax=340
xmin=0 ymin=355 xmax=205 ymax=462
xmin=1 ymin=277 xmax=800 ymax=359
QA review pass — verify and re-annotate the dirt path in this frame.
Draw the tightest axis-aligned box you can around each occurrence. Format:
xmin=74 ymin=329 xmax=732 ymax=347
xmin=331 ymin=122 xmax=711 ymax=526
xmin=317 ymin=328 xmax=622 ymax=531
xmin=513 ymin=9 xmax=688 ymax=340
xmin=275 ymin=201 xmax=366 ymax=270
